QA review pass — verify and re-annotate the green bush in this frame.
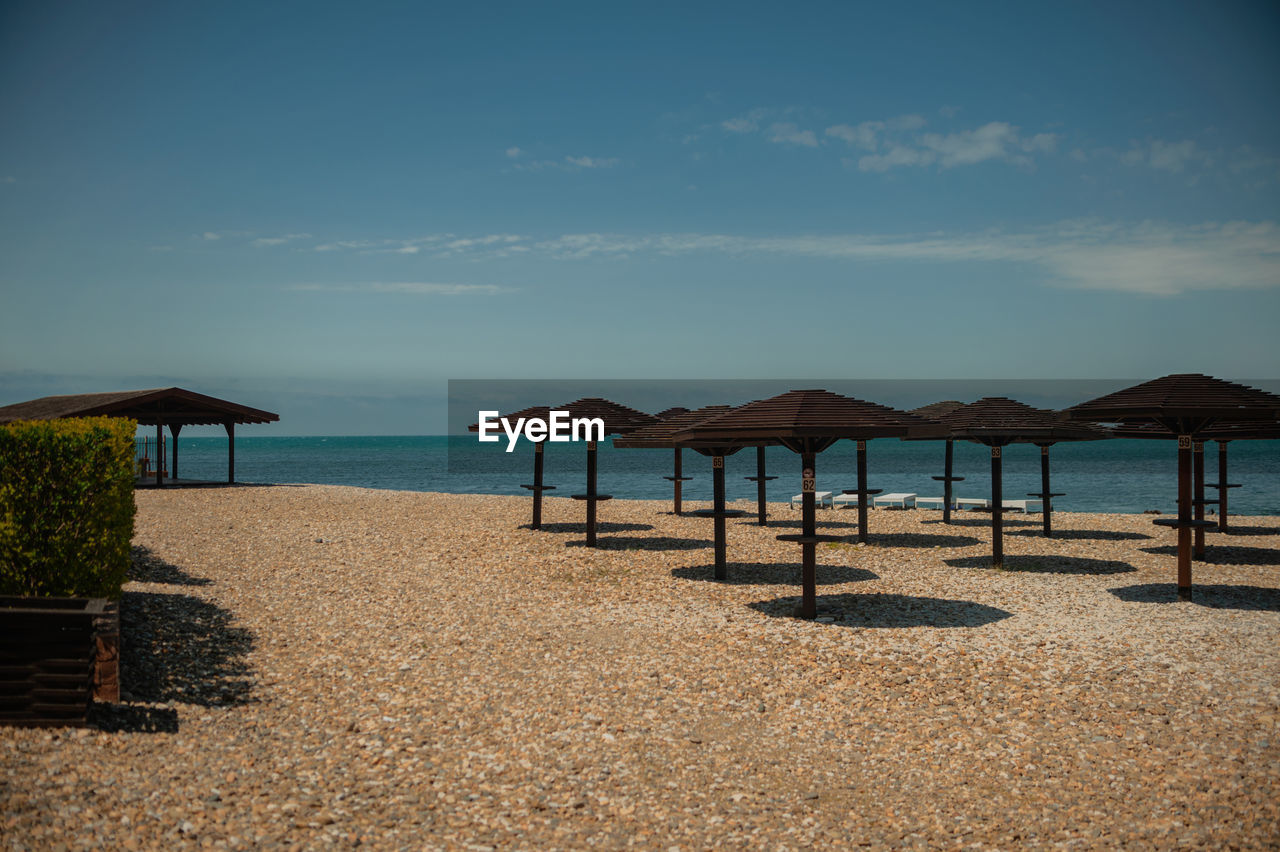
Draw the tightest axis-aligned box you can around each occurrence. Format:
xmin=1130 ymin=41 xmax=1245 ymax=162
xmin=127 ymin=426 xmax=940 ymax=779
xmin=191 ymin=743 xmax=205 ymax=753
xmin=0 ymin=417 xmax=137 ymax=598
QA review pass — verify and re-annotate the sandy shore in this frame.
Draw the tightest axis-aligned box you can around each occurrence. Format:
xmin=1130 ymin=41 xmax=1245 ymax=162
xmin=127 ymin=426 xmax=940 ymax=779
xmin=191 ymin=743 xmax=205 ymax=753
xmin=4 ymin=485 xmax=1279 ymax=850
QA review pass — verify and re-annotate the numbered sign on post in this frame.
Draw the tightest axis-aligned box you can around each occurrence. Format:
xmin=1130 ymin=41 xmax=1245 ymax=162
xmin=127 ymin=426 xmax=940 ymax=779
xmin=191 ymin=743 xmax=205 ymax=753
xmin=1179 ymin=435 xmax=1192 ymax=450
xmin=802 ymin=467 xmax=815 ymax=493
xmin=712 ymin=456 xmax=724 ymax=469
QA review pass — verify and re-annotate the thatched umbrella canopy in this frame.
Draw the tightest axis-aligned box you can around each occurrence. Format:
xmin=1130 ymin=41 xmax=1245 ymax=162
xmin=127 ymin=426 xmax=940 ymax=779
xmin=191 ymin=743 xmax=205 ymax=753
xmin=676 ymin=390 xmax=942 ymax=618
xmin=1065 ymin=374 xmax=1280 ymax=600
xmin=933 ymin=398 xmax=1109 ymax=566
xmin=908 ymin=400 xmax=967 ymax=524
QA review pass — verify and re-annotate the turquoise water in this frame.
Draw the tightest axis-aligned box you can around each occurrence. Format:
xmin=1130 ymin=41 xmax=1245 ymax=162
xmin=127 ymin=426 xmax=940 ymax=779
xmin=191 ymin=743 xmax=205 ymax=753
xmin=160 ymin=436 xmax=1280 ymax=515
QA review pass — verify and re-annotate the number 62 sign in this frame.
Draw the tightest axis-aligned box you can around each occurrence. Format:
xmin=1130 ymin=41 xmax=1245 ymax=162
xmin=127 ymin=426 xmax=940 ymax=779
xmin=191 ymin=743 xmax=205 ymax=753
xmin=802 ymin=467 xmax=815 ymax=493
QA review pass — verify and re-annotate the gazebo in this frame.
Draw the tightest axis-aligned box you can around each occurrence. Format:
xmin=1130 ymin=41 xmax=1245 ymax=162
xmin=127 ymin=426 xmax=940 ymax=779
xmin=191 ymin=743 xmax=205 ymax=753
xmin=1065 ymin=374 xmax=1280 ymax=600
xmin=0 ymin=387 xmax=279 ymax=487
xmin=909 ymin=401 xmax=966 ymax=524
xmin=676 ymin=390 xmax=942 ymax=618
xmin=470 ymin=403 xmax=556 ymax=529
xmin=933 ymin=398 xmax=1109 ymax=567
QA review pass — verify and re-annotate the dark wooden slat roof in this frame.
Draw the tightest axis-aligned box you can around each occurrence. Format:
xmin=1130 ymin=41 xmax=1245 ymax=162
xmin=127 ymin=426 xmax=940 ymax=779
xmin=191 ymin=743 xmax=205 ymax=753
xmin=909 ymin=400 xmax=967 ymax=421
xmin=551 ymin=397 xmax=658 ymax=435
xmin=674 ymin=389 xmax=944 ymax=445
xmin=613 ymin=405 xmax=736 ymax=448
xmin=935 ymin=397 xmax=1110 ymax=445
xmin=1111 ymin=418 xmax=1280 ymax=441
xmin=1065 ymin=374 xmax=1280 ymax=422
xmin=654 ymin=407 xmax=691 ymax=420
xmin=0 ymin=387 xmax=279 ymax=426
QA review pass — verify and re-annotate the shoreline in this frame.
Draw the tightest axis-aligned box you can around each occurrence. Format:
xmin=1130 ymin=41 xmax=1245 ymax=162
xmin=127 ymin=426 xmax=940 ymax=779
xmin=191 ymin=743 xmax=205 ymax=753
xmin=5 ymin=484 xmax=1279 ymax=848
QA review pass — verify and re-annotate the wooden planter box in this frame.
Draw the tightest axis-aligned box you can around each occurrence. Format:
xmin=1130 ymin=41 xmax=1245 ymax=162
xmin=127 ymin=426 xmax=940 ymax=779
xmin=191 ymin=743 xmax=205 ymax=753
xmin=0 ymin=596 xmax=108 ymax=727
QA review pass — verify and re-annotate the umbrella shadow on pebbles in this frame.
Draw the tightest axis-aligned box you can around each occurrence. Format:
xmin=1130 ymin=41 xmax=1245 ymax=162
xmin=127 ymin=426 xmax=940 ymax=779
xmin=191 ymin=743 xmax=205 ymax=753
xmin=764 ymin=518 xmax=859 ymax=530
xmin=749 ymin=593 xmax=1012 ymax=627
xmin=859 ymin=532 xmax=981 ymax=548
xmin=673 ymin=563 xmax=878 ymax=585
xmin=567 ymin=535 xmax=711 ymax=551
xmin=944 ymin=554 xmax=1137 ymax=575
xmin=1006 ymin=529 xmax=1153 ymax=542
xmin=128 ymin=545 xmax=213 ymax=586
xmin=923 ymin=516 xmax=1039 ymax=528
xmin=1110 ymin=583 xmax=1280 ymax=611
xmin=1220 ymin=525 xmax=1280 ymax=537
xmin=532 ymin=521 xmax=654 ymax=534
xmin=1139 ymin=544 xmax=1280 ymax=566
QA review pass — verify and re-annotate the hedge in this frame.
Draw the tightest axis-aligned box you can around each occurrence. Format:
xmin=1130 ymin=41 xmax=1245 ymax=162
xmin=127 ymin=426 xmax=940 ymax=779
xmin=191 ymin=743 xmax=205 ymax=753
xmin=0 ymin=417 xmax=137 ymax=598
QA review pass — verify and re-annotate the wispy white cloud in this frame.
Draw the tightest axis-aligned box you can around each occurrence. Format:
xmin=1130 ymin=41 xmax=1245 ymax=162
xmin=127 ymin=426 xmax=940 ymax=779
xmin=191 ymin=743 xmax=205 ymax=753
xmin=201 ymin=232 xmax=222 ymax=241
xmin=1122 ymin=139 xmax=1205 ymax=173
xmin=290 ymin=282 xmax=514 ymax=296
xmin=766 ymin=122 xmax=818 ymax=147
xmin=312 ymin=234 xmax=528 ymax=258
xmin=721 ymin=108 xmax=770 ymax=133
xmin=564 ymin=155 xmax=618 ymax=169
xmin=505 ymin=146 xmax=522 ymax=158
xmin=853 ymin=121 xmax=1058 ymax=172
xmin=529 ymin=221 xmax=1280 ymax=296
xmin=252 ymin=232 xmax=312 ymax=247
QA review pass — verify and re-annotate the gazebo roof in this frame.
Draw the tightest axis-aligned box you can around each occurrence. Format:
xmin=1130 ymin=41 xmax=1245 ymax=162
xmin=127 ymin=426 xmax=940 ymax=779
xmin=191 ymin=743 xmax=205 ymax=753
xmin=1065 ymin=374 xmax=1280 ymax=424
xmin=552 ymin=397 xmax=657 ymax=435
xmin=613 ymin=405 xmax=737 ymax=449
xmin=0 ymin=387 xmax=279 ymax=427
xmin=675 ymin=389 xmax=943 ymax=449
xmin=654 ymin=406 xmax=692 ymax=420
xmin=935 ymin=397 xmax=1110 ymax=445
xmin=909 ymin=400 xmax=967 ymax=421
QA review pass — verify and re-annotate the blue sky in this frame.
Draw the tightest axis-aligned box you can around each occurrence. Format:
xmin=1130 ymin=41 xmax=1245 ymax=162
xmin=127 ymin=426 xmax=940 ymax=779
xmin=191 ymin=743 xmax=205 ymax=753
xmin=1 ymin=1 xmax=1278 ymax=434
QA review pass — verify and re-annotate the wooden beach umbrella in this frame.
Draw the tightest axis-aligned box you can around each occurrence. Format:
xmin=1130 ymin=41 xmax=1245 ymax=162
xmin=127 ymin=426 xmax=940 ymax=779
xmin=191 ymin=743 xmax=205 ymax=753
xmin=616 ymin=405 xmax=779 ymax=579
xmin=469 ymin=403 xmax=555 ymax=530
xmin=676 ymin=390 xmax=943 ymax=619
xmin=908 ymin=401 xmax=967 ymax=525
xmin=552 ymin=397 xmax=658 ymax=547
xmin=1109 ymin=417 xmax=1280 ymax=549
xmin=1065 ymin=374 xmax=1280 ymax=601
xmin=653 ymin=407 xmax=694 ymax=514
xmin=933 ymin=398 xmax=1109 ymax=566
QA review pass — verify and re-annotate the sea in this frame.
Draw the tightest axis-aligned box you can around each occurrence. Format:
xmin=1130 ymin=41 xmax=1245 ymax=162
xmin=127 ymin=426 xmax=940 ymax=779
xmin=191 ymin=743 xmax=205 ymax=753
xmin=160 ymin=436 xmax=1280 ymax=516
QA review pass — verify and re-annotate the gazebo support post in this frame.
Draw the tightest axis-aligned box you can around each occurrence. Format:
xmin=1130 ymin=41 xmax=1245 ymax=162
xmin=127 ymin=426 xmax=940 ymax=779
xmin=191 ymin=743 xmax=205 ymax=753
xmin=1193 ymin=441 xmax=1207 ymax=561
xmin=585 ymin=441 xmax=598 ymax=547
xmin=712 ymin=455 xmax=727 ymax=580
xmin=673 ymin=448 xmax=684 ymax=515
xmin=170 ymin=423 xmax=182 ymax=482
xmin=754 ymin=446 xmax=770 ymax=526
xmin=1176 ymin=436 xmax=1193 ymax=600
xmin=532 ymin=443 xmax=545 ymax=529
xmin=155 ymin=422 xmax=164 ymax=488
xmin=991 ymin=445 xmax=1003 ymax=569
xmin=224 ymin=421 xmax=235 ymax=484
xmin=856 ymin=440 xmax=869 ymax=544
xmin=1040 ymin=445 xmax=1052 ymax=538
xmin=800 ymin=451 xmax=817 ymax=619
xmin=943 ymin=440 xmax=955 ymax=524
xmin=1217 ymin=440 xmax=1230 ymax=532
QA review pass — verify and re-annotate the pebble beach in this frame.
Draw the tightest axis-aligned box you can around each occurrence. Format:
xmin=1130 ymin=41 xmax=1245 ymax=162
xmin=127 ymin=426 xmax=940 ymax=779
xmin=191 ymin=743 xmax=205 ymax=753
xmin=4 ymin=485 xmax=1280 ymax=850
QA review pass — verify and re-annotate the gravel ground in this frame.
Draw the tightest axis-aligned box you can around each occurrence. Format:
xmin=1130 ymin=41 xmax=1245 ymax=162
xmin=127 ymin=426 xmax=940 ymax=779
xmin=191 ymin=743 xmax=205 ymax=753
xmin=4 ymin=484 xmax=1279 ymax=850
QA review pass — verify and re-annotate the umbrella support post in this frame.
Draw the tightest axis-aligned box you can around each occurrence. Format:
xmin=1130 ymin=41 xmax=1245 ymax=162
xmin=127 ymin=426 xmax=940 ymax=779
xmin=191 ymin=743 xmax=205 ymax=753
xmin=1194 ymin=441 xmax=1206 ymax=561
xmin=673 ymin=448 xmax=683 ymax=515
xmin=1041 ymin=446 xmax=1052 ymax=538
xmin=586 ymin=442 xmax=598 ymax=547
xmin=713 ymin=456 xmax=727 ymax=580
xmin=1217 ymin=441 xmax=1229 ymax=532
xmin=943 ymin=440 xmax=954 ymax=524
xmin=991 ymin=446 xmax=1003 ymax=569
xmin=856 ymin=441 xmax=869 ymax=544
xmin=533 ymin=444 xmax=544 ymax=529
xmin=1177 ymin=437 xmax=1193 ymax=600
xmin=744 ymin=445 xmax=775 ymax=526
xmin=800 ymin=452 xmax=817 ymax=619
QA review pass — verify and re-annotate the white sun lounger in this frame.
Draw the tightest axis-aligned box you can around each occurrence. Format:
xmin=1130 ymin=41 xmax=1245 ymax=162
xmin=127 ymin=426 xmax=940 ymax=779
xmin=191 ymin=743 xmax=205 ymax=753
xmin=832 ymin=493 xmax=868 ymax=509
xmin=956 ymin=497 xmax=990 ymax=510
xmin=1002 ymin=499 xmax=1043 ymax=513
xmin=872 ymin=492 xmax=916 ymax=509
xmin=790 ymin=491 xmax=833 ymax=509
xmin=915 ymin=496 xmax=947 ymax=510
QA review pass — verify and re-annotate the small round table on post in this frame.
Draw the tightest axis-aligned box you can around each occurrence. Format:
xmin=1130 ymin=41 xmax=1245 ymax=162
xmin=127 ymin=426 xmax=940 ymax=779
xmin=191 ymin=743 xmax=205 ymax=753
xmin=1026 ymin=490 xmax=1065 ymax=538
xmin=744 ymin=473 xmax=777 ymax=525
xmin=932 ymin=475 xmax=964 ymax=524
xmin=840 ymin=488 xmax=881 ymax=544
xmin=662 ymin=474 xmax=693 ymax=515
xmin=688 ymin=508 xmax=748 ymax=579
xmin=570 ymin=493 xmax=613 ymax=547
xmin=519 ymin=483 xmax=556 ymax=530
